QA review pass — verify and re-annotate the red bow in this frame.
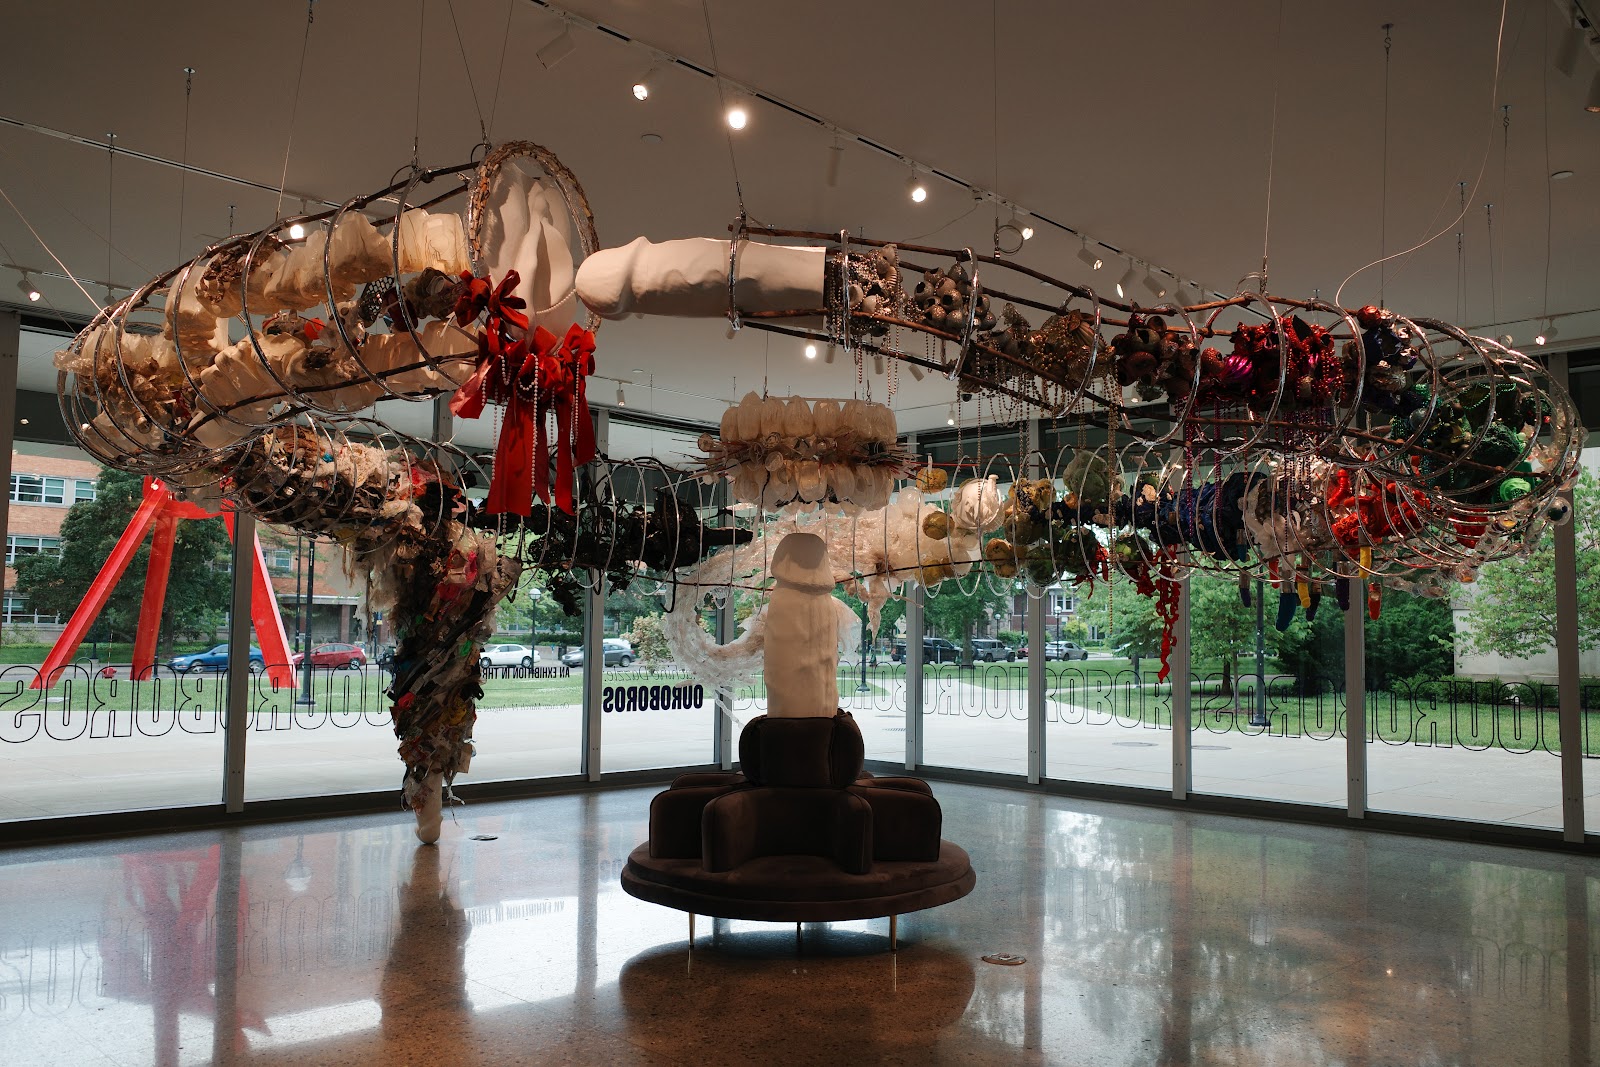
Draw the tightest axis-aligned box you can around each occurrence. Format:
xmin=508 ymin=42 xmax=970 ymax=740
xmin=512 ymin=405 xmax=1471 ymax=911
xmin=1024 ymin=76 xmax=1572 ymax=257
xmin=449 ymin=272 xmax=596 ymax=515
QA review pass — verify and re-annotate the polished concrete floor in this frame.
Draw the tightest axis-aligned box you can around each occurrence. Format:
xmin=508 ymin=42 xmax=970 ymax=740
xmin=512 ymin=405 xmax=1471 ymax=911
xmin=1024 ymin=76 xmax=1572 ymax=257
xmin=0 ymin=783 xmax=1595 ymax=1066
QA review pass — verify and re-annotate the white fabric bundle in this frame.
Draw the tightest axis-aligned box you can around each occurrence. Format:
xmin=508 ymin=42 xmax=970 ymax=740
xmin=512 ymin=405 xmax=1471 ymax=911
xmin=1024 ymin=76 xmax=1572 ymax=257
xmin=164 ymin=271 xmax=229 ymax=359
xmin=710 ymin=392 xmax=901 ymax=513
xmin=326 ymin=212 xmax=391 ymax=293
xmin=478 ymin=164 xmax=579 ymax=329
xmin=575 ymin=237 xmax=824 ymax=319
xmin=191 ymin=335 xmax=300 ymax=447
xmin=397 ymin=209 xmax=471 ymax=275
xmin=358 ymin=321 xmax=478 ymax=394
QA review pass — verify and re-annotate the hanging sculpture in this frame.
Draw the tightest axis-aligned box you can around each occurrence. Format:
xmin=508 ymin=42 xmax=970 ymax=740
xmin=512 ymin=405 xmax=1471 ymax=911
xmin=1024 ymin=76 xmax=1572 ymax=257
xmin=53 ymin=142 xmax=629 ymax=841
xmin=570 ymin=225 xmax=1581 ymax=684
xmin=57 ymin=131 xmax=1584 ymax=837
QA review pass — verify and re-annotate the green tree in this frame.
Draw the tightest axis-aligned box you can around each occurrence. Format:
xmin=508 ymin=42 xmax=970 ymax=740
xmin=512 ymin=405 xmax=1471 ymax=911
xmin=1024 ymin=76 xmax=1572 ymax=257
xmin=922 ymin=574 xmax=1013 ymax=661
xmin=624 ymin=613 xmax=673 ymax=673
xmin=1189 ymin=573 xmax=1260 ymax=694
xmin=13 ymin=468 xmax=231 ymax=654
xmin=1060 ymin=618 xmax=1090 ymax=644
xmin=604 ymin=583 xmax=667 ymax=638
xmin=1076 ymin=575 xmax=1161 ymax=659
xmin=1462 ymin=466 xmax=1600 ymax=658
xmin=835 ymin=586 xmax=907 ymax=660
xmin=1365 ymin=587 xmax=1454 ymax=687
xmin=1274 ymin=598 xmax=1338 ymax=693
xmin=497 ymin=574 xmax=582 ymax=645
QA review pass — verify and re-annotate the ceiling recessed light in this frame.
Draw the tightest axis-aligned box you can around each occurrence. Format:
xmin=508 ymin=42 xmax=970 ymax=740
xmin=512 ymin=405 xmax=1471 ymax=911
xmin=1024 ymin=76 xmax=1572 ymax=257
xmin=804 ymin=342 xmax=817 ymax=359
xmin=1551 ymin=169 xmax=1575 ymax=180
xmin=641 ymin=132 xmax=663 ymax=144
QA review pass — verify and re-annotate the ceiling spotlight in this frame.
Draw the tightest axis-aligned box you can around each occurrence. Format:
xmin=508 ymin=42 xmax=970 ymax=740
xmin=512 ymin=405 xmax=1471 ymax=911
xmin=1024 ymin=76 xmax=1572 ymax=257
xmin=287 ymin=199 xmax=307 ymax=240
xmin=1076 ymin=240 xmax=1103 ymax=271
xmin=946 ymin=403 xmax=956 ymax=426
xmin=536 ymin=19 xmax=577 ymax=70
xmin=1020 ymin=224 xmax=1034 ymax=241
xmin=632 ymin=79 xmax=650 ymax=101
xmin=725 ymin=90 xmax=749 ymax=130
xmin=907 ymin=168 xmax=927 ymax=204
xmin=615 ymin=384 xmax=626 ymax=407
xmin=1144 ymin=271 xmax=1168 ymax=299
xmin=805 ymin=342 xmax=817 ymax=359
xmin=1116 ymin=262 xmax=1138 ymax=299
xmin=1177 ymin=283 xmax=1201 ymax=307
xmin=1536 ymin=321 xmax=1558 ymax=345
xmin=1587 ymin=71 xmax=1600 ymax=113
xmin=16 ymin=275 xmax=40 ymax=302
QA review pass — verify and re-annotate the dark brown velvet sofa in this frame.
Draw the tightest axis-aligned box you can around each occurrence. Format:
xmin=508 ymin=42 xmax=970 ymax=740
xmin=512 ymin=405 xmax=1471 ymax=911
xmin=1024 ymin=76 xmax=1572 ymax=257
xmin=621 ymin=711 xmax=975 ymax=925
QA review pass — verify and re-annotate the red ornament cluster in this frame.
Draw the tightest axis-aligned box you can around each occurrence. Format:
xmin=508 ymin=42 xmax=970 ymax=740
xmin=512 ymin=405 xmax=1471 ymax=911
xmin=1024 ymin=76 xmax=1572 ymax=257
xmin=450 ymin=270 xmax=597 ymax=515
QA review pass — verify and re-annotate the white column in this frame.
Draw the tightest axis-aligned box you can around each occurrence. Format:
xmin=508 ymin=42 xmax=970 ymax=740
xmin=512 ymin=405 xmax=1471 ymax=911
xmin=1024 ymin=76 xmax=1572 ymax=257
xmin=1026 ymin=419 xmax=1046 ymax=784
xmin=1171 ymin=577 xmax=1192 ymax=800
xmin=1549 ymin=351 xmax=1584 ymax=843
xmin=1345 ymin=578 xmax=1366 ymax=819
xmin=905 ymin=583 xmax=924 ymax=770
xmin=0 ymin=310 xmax=17 ymax=644
xmin=581 ymin=410 xmax=609 ymax=781
xmin=222 ymin=511 xmax=254 ymax=812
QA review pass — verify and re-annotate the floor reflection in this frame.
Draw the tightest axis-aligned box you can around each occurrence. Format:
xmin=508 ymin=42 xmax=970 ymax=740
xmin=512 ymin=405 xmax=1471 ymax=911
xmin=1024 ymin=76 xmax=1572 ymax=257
xmin=616 ymin=930 xmax=980 ymax=1062
xmin=0 ymin=783 xmax=1595 ymax=1065
xmin=378 ymin=846 xmax=470 ymax=1051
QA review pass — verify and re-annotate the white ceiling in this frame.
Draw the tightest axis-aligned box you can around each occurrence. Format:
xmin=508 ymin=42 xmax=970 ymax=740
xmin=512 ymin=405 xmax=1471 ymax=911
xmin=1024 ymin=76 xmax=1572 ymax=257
xmin=3 ymin=0 xmax=1598 ymax=443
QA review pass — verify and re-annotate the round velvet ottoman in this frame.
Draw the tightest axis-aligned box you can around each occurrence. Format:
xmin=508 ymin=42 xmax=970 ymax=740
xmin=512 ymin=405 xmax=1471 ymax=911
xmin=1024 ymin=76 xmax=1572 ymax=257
xmin=620 ymin=711 xmax=975 ymax=944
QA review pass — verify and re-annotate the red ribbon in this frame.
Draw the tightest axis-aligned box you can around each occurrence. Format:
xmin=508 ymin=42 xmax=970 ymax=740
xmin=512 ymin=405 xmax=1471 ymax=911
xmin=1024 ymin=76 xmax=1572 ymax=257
xmin=449 ymin=271 xmax=596 ymax=515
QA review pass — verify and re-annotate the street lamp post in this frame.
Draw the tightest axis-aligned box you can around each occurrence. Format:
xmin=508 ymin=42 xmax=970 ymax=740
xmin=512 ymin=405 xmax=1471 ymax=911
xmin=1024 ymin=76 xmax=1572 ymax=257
xmin=529 ymin=587 xmax=542 ymax=652
xmin=296 ymin=538 xmax=316 ymax=707
xmin=856 ymin=606 xmax=872 ymax=693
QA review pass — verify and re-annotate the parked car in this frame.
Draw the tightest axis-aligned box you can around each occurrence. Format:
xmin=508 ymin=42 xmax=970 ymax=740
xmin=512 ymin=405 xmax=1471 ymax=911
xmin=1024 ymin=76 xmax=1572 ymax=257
xmin=1045 ymin=641 xmax=1089 ymax=661
xmin=168 ymin=644 xmax=265 ymax=673
xmin=968 ymin=638 xmax=1016 ymax=663
xmin=889 ymin=637 xmax=964 ymax=664
xmin=561 ymin=638 xmax=635 ymax=668
xmin=292 ymin=642 xmax=367 ymax=669
xmin=480 ymin=643 xmax=538 ymax=669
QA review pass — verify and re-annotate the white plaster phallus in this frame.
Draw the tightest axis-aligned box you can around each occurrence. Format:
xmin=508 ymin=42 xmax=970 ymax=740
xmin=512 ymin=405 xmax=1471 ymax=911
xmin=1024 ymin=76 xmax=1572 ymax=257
xmin=764 ymin=532 xmax=844 ymax=717
xmin=574 ymin=237 xmax=824 ymax=319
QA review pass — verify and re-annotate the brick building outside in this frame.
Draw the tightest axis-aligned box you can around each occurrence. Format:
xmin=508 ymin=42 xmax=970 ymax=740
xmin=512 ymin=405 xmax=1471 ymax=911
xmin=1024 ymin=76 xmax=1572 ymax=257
xmin=5 ymin=441 xmax=368 ymax=650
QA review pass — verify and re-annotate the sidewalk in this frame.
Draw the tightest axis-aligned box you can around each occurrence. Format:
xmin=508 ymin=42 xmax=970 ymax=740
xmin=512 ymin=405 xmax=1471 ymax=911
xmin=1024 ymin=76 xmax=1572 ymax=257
xmin=0 ymin=678 xmax=1586 ymax=832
